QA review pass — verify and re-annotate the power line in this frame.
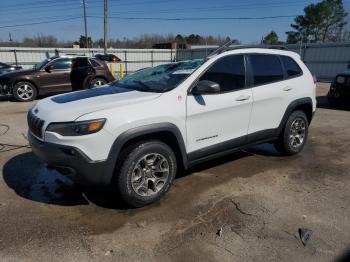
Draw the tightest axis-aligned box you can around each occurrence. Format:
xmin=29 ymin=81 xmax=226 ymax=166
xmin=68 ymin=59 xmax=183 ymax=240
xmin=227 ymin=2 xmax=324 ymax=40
xmin=0 ymin=17 xmax=81 ymax=29
xmin=0 ymin=14 xmax=300 ymax=30
xmin=89 ymin=15 xmax=298 ymax=21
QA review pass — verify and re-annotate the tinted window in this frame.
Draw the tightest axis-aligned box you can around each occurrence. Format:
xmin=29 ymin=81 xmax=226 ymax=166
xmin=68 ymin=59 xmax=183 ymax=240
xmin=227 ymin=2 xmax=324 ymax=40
xmin=0 ymin=62 xmax=8 ymax=69
xmin=250 ymin=54 xmax=284 ymax=86
xmin=281 ymin=56 xmax=302 ymax=77
xmin=49 ymin=58 xmax=72 ymax=70
xmin=200 ymin=55 xmax=245 ymax=92
xmin=73 ymin=57 xmax=89 ymax=68
xmin=90 ymin=59 xmax=102 ymax=68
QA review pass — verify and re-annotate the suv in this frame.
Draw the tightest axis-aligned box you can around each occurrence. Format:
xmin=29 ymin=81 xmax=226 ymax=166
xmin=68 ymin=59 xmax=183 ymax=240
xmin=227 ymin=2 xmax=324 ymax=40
xmin=0 ymin=56 xmax=115 ymax=102
xmin=28 ymin=46 xmax=316 ymax=207
xmin=327 ymin=70 xmax=350 ymax=104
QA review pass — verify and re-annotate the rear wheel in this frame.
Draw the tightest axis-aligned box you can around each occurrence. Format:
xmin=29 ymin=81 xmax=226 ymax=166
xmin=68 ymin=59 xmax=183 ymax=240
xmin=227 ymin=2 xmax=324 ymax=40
xmin=90 ymin=78 xmax=107 ymax=88
xmin=115 ymin=141 xmax=177 ymax=207
xmin=274 ymin=110 xmax=308 ymax=155
xmin=13 ymin=82 xmax=37 ymax=102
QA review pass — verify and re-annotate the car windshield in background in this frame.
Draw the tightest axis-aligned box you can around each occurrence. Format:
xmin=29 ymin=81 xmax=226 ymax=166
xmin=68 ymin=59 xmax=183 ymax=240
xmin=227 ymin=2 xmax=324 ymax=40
xmin=33 ymin=59 xmax=51 ymax=70
xmin=115 ymin=59 xmax=205 ymax=92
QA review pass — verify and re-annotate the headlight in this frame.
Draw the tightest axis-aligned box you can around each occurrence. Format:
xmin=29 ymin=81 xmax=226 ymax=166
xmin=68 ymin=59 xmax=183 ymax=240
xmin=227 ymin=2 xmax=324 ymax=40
xmin=46 ymin=119 xmax=106 ymax=136
xmin=336 ymin=76 xmax=345 ymax=84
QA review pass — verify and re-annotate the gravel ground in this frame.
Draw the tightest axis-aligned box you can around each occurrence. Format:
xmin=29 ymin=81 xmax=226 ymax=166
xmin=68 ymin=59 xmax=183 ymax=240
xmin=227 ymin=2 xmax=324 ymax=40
xmin=0 ymin=83 xmax=349 ymax=262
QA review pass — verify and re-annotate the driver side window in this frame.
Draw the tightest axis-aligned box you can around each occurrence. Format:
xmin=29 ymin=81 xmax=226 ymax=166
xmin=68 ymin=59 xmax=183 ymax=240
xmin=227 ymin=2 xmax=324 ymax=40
xmin=199 ymin=55 xmax=246 ymax=92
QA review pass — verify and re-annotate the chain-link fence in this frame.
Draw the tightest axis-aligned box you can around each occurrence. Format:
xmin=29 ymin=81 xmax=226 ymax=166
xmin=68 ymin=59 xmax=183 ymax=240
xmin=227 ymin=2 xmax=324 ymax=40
xmin=0 ymin=47 xmax=176 ymax=78
xmin=1 ymin=43 xmax=350 ymax=81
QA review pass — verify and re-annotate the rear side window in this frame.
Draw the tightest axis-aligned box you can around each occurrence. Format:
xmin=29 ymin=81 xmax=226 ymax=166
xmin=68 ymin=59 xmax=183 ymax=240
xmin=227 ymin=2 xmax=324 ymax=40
xmin=90 ymin=59 xmax=102 ymax=68
xmin=73 ymin=57 xmax=89 ymax=68
xmin=281 ymin=56 xmax=302 ymax=77
xmin=250 ymin=54 xmax=284 ymax=86
xmin=200 ymin=55 xmax=245 ymax=92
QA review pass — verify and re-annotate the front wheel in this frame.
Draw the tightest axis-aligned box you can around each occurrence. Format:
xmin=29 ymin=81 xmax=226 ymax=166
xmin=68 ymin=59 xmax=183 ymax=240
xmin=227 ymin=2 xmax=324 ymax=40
xmin=274 ymin=110 xmax=309 ymax=156
xmin=13 ymin=82 xmax=37 ymax=102
xmin=115 ymin=141 xmax=177 ymax=207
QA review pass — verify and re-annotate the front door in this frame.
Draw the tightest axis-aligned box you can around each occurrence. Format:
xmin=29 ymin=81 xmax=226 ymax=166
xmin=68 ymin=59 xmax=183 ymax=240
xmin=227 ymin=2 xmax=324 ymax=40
xmin=38 ymin=58 xmax=72 ymax=93
xmin=186 ymin=54 xmax=253 ymax=157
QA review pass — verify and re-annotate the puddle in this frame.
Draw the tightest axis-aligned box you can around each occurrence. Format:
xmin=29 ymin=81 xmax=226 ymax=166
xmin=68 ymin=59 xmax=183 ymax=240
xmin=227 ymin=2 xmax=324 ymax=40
xmin=3 ymin=152 xmax=88 ymax=206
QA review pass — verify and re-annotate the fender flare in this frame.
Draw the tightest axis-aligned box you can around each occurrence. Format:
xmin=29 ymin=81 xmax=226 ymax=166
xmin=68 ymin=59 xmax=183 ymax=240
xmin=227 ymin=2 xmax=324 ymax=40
xmin=276 ymin=97 xmax=313 ymax=136
xmin=103 ymin=123 xmax=188 ymax=184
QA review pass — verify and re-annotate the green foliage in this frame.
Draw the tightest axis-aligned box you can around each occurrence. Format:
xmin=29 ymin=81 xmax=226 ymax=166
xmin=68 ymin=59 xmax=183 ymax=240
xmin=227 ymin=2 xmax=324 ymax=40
xmin=262 ymin=31 xmax=279 ymax=45
xmin=286 ymin=0 xmax=348 ymax=43
xmin=79 ymin=35 xmax=92 ymax=48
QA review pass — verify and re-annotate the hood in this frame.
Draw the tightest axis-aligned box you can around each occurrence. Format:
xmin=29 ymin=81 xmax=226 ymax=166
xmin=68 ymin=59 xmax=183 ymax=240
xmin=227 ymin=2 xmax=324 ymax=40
xmin=0 ymin=68 xmax=36 ymax=78
xmin=34 ymin=86 xmax=162 ymax=122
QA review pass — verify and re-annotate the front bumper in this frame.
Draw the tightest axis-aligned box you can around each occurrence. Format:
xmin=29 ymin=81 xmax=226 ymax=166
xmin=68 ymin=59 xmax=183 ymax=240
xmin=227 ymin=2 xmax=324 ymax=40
xmin=28 ymin=132 xmax=114 ymax=186
xmin=0 ymin=82 xmax=11 ymax=95
xmin=329 ymin=82 xmax=350 ymax=99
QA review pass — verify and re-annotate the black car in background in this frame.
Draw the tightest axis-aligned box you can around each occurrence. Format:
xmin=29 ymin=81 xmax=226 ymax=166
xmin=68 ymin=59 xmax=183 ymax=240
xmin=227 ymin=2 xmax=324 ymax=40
xmin=328 ymin=70 xmax=350 ymax=104
xmin=0 ymin=56 xmax=115 ymax=102
xmin=0 ymin=62 xmax=22 ymax=75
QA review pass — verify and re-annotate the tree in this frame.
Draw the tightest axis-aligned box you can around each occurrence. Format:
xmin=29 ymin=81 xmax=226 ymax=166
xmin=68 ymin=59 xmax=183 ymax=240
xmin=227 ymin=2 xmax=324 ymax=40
xmin=78 ymin=35 xmax=92 ymax=48
xmin=174 ymin=34 xmax=185 ymax=43
xmin=286 ymin=0 xmax=348 ymax=43
xmin=185 ymin=34 xmax=203 ymax=45
xmin=262 ymin=31 xmax=279 ymax=45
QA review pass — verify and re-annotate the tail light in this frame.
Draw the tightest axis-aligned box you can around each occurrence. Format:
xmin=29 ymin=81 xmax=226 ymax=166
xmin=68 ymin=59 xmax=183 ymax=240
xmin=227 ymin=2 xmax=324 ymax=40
xmin=111 ymin=55 xmax=121 ymax=62
xmin=312 ymin=75 xmax=317 ymax=84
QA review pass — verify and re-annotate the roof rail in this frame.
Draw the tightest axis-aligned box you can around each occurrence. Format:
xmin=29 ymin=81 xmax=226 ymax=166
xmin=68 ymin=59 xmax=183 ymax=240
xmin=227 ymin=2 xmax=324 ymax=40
xmin=207 ymin=44 xmax=289 ymax=58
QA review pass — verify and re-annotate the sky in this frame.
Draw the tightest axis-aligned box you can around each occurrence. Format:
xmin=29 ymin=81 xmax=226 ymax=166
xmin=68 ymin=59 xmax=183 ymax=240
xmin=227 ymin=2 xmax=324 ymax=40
xmin=0 ymin=0 xmax=349 ymax=44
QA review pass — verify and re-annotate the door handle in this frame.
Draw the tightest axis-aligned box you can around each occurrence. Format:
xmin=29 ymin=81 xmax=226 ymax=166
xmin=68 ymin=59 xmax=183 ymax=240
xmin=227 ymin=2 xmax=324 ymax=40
xmin=235 ymin=95 xmax=250 ymax=101
xmin=283 ymin=86 xmax=293 ymax=91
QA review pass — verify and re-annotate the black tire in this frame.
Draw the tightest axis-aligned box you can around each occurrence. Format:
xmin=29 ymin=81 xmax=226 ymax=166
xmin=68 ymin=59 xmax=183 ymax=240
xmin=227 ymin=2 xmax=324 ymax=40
xmin=327 ymin=92 xmax=339 ymax=105
xmin=274 ymin=110 xmax=309 ymax=156
xmin=90 ymin=78 xmax=107 ymax=88
xmin=13 ymin=81 xmax=37 ymax=102
xmin=115 ymin=140 xmax=177 ymax=207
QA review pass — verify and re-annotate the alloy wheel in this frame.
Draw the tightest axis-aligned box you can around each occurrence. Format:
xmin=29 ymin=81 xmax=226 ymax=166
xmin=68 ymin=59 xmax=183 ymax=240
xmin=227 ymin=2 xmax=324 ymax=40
xmin=289 ymin=117 xmax=306 ymax=149
xmin=131 ymin=153 xmax=170 ymax=197
xmin=17 ymin=84 xmax=34 ymax=100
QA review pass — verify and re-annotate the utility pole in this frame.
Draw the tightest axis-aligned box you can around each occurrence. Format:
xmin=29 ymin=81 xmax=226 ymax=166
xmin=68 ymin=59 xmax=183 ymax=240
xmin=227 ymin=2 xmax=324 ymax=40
xmin=104 ymin=0 xmax=108 ymax=54
xmin=83 ymin=0 xmax=88 ymax=49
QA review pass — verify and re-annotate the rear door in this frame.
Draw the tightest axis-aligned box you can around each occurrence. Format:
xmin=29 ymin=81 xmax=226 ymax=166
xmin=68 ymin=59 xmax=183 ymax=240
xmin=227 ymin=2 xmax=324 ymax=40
xmin=186 ymin=54 xmax=253 ymax=155
xmin=38 ymin=58 xmax=72 ymax=92
xmin=247 ymin=54 xmax=294 ymax=139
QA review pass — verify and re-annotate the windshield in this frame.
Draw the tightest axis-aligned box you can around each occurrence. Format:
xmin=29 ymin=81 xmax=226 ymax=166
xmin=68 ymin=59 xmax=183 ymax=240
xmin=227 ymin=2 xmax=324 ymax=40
xmin=33 ymin=59 xmax=51 ymax=70
xmin=114 ymin=59 xmax=205 ymax=92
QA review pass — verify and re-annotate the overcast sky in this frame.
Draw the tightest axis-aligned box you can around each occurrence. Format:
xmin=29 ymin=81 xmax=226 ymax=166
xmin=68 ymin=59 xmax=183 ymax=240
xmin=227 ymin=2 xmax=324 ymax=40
xmin=0 ymin=0 xmax=349 ymax=43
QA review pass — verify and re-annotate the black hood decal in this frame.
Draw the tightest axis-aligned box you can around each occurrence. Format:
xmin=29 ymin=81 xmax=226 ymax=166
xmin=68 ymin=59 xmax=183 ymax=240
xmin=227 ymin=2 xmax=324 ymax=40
xmin=51 ymin=86 xmax=131 ymax=104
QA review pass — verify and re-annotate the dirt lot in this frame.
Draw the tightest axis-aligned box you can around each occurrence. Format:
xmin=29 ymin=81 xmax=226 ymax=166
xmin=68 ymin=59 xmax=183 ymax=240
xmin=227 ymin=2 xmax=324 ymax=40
xmin=0 ymin=83 xmax=349 ymax=262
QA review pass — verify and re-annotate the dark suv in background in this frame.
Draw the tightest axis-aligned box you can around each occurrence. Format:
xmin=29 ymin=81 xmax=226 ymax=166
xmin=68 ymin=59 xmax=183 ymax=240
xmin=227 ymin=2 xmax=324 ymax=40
xmin=0 ymin=56 xmax=115 ymax=102
xmin=328 ymin=70 xmax=350 ymax=104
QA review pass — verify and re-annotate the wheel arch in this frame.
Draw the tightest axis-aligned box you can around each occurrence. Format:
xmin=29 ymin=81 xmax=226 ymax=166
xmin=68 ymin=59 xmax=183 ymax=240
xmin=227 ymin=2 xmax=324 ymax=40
xmin=104 ymin=123 xmax=188 ymax=184
xmin=12 ymin=79 xmax=38 ymax=93
xmin=92 ymin=76 xmax=108 ymax=83
xmin=277 ymin=97 xmax=314 ymax=135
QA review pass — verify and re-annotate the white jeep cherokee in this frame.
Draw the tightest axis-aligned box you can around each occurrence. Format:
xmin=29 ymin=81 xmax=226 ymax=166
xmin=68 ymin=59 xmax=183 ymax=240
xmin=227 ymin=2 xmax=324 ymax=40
xmin=28 ymin=46 xmax=316 ymax=207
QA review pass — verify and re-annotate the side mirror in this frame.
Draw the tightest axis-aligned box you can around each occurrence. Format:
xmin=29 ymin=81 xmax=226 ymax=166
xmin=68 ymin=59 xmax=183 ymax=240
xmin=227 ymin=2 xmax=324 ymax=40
xmin=45 ymin=65 xmax=53 ymax=72
xmin=192 ymin=80 xmax=220 ymax=95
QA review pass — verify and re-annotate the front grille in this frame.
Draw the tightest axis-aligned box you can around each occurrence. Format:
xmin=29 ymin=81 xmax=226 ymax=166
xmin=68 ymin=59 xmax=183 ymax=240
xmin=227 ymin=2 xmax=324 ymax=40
xmin=27 ymin=110 xmax=45 ymax=139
